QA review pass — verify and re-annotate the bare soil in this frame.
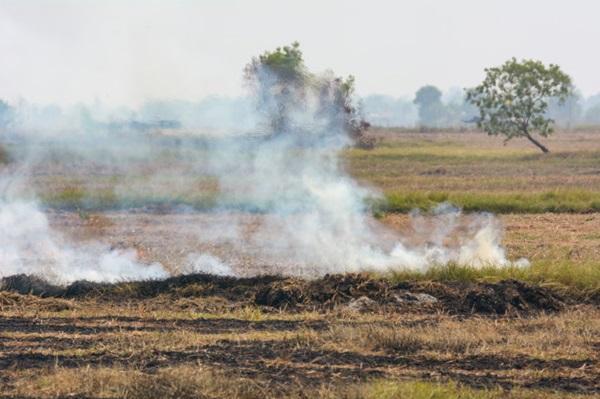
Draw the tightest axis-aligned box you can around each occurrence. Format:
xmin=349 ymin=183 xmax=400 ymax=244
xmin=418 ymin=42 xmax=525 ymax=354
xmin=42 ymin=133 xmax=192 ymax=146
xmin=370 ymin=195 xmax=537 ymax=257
xmin=43 ymin=210 xmax=600 ymax=275
xmin=0 ymin=272 xmax=567 ymax=316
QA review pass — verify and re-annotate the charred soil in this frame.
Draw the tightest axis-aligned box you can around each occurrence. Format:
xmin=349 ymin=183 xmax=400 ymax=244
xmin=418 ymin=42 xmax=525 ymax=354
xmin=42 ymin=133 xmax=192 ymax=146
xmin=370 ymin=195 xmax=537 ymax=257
xmin=1 ymin=272 xmax=566 ymax=315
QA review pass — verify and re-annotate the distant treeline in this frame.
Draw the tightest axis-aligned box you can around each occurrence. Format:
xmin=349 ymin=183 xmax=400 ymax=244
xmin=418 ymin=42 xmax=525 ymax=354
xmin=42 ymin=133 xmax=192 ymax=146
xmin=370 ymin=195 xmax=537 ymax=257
xmin=0 ymin=87 xmax=599 ymax=134
xmin=361 ymin=86 xmax=600 ymax=129
xmin=0 ymin=97 xmax=259 ymax=135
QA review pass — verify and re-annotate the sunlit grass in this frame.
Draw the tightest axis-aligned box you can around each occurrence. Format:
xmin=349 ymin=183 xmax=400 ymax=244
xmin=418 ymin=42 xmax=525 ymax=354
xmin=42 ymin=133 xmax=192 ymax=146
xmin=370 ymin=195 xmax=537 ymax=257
xmin=387 ymin=260 xmax=600 ymax=297
xmin=345 ymin=144 xmax=536 ymax=162
xmin=379 ymin=189 xmax=600 ymax=213
xmin=10 ymin=131 xmax=600 ymax=214
xmin=11 ymin=368 xmax=590 ymax=399
xmin=355 ymin=379 xmax=575 ymax=399
xmin=37 ymin=185 xmax=600 ymax=214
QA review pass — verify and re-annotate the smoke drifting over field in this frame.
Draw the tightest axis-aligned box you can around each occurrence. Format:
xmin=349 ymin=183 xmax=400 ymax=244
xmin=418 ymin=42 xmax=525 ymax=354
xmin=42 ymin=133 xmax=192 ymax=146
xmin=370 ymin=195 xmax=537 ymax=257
xmin=0 ymin=190 xmax=167 ymax=284
xmin=205 ymin=132 xmax=527 ymax=274
xmin=0 ymin=58 xmax=527 ymax=284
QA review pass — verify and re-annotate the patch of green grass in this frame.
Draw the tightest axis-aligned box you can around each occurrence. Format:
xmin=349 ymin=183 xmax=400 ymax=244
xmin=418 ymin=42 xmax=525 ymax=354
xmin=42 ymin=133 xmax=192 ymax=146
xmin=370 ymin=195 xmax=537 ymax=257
xmin=346 ymin=140 xmax=600 ymax=166
xmin=379 ymin=190 xmax=600 ymax=213
xmin=40 ymin=188 xmax=219 ymax=211
xmin=387 ymin=260 xmax=600 ymax=297
xmin=43 ymin=185 xmax=600 ymax=215
xmin=345 ymin=144 xmax=536 ymax=163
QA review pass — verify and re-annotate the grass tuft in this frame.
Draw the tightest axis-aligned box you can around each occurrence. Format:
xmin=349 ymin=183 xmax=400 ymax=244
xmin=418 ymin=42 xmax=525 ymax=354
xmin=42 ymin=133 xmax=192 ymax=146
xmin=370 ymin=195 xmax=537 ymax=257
xmin=387 ymin=261 xmax=600 ymax=297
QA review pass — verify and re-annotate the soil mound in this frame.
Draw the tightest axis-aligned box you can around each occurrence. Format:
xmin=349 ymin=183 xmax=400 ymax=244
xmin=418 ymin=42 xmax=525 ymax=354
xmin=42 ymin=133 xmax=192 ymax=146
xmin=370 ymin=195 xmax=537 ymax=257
xmin=0 ymin=273 xmax=564 ymax=315
xmin=0 ymin=274 xmax=64 ymax=297
xmin=405 ymin=279 xmax=564 ymax=314
xmin=255 ymin=275 xmax=563 ymax=314
xmin=255 ymin=273 xmax=396 ymax=309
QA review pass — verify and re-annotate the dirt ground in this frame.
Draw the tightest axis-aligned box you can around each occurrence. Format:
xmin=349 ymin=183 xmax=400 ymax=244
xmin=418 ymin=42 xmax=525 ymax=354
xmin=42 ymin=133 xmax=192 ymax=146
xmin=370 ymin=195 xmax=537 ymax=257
xmin=1 ymin=211 xmax=599 ymax=397
xmin=0 ymin=282 xmax=598 ymax=398
xmin=3 ymin=131 xmax=600 ymax=397
xmin=44 ymin=210 xmax=600 ymax=275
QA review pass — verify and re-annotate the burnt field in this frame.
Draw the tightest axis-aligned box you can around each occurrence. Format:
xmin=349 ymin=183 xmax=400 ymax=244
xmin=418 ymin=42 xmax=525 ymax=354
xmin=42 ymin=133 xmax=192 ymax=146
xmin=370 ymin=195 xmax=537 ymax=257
xmin=2 ymin=131 xmax=600 ymax=398
xmin=4 ymin=2 xmax=600 ymax=396
xmin=0 ymin=209 xmax=599 ymax=398
xmin=1 ymin=273 xmax=599 ymax=398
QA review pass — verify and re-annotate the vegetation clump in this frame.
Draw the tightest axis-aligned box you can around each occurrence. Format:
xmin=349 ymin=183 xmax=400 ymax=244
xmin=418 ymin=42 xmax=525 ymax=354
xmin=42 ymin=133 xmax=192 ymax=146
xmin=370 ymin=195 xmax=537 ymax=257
xmin=244 ymin=42 xmax=372 ymax=148
xmin=467 ymin=58 xmax=573 ymax=153
xmin=413 ymin=85 xmax=446 ymax=128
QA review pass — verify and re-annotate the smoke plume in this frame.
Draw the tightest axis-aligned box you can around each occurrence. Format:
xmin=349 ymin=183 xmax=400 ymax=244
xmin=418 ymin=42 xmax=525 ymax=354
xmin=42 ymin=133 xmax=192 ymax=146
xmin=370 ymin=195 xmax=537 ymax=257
xmin=0 ymin=198 xmax=168 ymax=284
xmin=0 ymin=48 xmax=527 ymax=284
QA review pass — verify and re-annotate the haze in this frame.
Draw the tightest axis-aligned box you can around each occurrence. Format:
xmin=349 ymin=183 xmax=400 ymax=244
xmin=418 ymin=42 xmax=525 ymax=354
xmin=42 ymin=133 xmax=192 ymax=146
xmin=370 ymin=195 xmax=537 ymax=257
xmin=1 ymin=0 xmax=599 ymax=107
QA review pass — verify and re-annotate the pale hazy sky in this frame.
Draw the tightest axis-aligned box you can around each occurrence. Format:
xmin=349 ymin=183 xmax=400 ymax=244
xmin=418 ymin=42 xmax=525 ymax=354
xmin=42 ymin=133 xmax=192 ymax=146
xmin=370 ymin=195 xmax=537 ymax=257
xmin=1 ymin=0 xmax=599 ymax=107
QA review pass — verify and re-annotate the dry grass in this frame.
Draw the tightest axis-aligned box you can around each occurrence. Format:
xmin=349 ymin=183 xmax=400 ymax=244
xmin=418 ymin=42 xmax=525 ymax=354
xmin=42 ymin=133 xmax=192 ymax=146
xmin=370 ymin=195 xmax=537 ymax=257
xmin=321 ymin=310 xmax=600 ymax=360
xmin=10 ymin=366 xmax=596 ymax=399
xmin=39 ymin=209 xmax=600 ymax=292
xmin=3 ymin=130 xmax=600 ymax=397
xmin=346 ymin=130 xmax=600 ymax=213
xmin=377 ymin=212 xmax=600 ymax=295
xmin=1 ymin=293 xmax=599 ymax=398
xmin=6 ymin=129 xmax=600 ymax=213
xmin=385 ymin=212 xmax=600 ymax=263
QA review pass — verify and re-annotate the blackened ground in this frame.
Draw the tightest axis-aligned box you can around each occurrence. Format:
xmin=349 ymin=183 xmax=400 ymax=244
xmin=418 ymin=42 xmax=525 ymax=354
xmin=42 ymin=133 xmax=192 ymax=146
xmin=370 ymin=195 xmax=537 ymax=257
xmin=1 ymin=273 xmax=566 ymax=315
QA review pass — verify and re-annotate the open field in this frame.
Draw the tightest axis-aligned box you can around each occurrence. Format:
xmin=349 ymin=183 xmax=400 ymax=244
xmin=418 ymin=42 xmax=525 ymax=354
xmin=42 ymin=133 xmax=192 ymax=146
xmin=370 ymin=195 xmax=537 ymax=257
xmin=4 ymin=129 xmax=600 ymax=214
xmin=1 ymin=208 xmax=600 ymax=397
xmin=3 ymin=2 xmax=600 ymax=397
xmin=348 ymin=129 xmax=600 ymax=213
xmin=2 ymin=130 xmax=600 ymax=397
xmin=30 ymin=209 xmax=600 ymax=293
xmin=1 ymin=273 xmax=599 ymax=398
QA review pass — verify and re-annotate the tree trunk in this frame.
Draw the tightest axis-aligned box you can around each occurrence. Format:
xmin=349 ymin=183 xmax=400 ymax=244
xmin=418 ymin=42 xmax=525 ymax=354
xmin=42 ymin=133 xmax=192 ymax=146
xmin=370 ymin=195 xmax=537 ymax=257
xmin=525 ymin=133 xmax=550 ymax=153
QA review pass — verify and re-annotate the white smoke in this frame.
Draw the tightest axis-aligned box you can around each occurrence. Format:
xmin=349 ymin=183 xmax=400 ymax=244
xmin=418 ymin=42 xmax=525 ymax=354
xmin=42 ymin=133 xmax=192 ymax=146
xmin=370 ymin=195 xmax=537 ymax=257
xmin=389 ymin=204 xmax=529 ymax=270
xmin=205 ymin=135 xmax=527 ymax=275
xmin=184 ymin=253 xmax=235 ymax=277
xmin=197 ymin=65 xmax=527 ymax=276
xmin=0 ymin=48 xmax=528 ymax=283
xmin=0 ymin=200 xmax=169 ymax=285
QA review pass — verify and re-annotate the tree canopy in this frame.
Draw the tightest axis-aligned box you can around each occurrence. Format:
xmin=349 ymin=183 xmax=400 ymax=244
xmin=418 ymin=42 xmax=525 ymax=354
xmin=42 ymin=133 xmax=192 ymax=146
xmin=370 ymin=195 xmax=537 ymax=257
xmin=413 ymin=85 xmax=445 ymax=128
xmin=466 ymin=58 xmax=572 ymax=153
xmin=244 ymin=42 xmax=371 ymax=147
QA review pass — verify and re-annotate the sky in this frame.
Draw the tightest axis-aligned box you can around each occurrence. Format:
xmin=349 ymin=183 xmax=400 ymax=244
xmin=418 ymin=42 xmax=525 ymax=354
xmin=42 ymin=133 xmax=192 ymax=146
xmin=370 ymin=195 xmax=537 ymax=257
xmin=1 ymin=0 xmax=599 ymax=107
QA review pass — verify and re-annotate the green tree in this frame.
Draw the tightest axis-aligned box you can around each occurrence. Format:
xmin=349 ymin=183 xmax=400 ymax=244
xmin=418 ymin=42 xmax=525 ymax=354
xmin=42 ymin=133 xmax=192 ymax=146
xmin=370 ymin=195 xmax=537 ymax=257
xmin=244 ymin=42 xmax=306 ymax=133
xmin=413 ymin=85 xmax=445 ymax=128
xmin=244 ymin=42 xmax=371 ymax=147
xmin=466 ymin=58 xmax=572 ymax=153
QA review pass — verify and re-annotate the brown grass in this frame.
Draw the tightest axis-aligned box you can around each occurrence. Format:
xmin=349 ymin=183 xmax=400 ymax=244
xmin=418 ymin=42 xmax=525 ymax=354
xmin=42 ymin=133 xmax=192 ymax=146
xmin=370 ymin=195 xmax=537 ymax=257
xmin=12 ymin=129 xmax=600 ymax=213
xmin=384 ymin=212 xmax=600 ymax=265
xmin=3 ymin=130 xmax=600 ymax=397
xmin=1 ymin=294 xmax=599 ymax=398
xmin=346 ymin=130 xmax=600 ymax=213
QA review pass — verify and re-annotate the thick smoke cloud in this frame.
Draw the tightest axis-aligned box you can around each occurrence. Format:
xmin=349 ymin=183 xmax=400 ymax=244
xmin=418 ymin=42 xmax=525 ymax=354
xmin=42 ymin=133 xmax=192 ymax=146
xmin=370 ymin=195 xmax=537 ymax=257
xmin=0 ymin=184 xmax=168 ymax=284
xmin=190 ymin=65 xmax=527 ymax=275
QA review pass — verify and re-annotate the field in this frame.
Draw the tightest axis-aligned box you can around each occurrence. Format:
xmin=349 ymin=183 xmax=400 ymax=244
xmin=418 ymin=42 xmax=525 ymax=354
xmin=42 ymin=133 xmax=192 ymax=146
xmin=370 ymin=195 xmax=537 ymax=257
xmin=349 ymin=129 xmax=600 ymax=213
xmin=16 ymin=129 xmax=600 ymax=213
xmin=2 ymin=129 xmax=600 ymax=398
